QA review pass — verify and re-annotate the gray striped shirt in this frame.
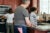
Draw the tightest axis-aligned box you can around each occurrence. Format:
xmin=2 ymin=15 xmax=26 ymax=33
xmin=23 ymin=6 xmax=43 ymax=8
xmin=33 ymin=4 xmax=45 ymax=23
xmin=30 ymin=12 xmax=38 ymax=26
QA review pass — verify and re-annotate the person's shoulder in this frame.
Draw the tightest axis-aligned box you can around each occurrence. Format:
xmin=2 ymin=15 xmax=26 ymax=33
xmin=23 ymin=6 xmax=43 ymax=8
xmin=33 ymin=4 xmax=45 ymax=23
xmin=12 ymin=13 xmax=14 ymax=15
xmin=17 ymin=6 xmax=23 ymax=9
xmin=30 ymin=12 xmax=34 ymax=15
xmin=16 ymin=6 xmax=24 ymax=11
xmin=30 ymin=12 xmax=36 ymax=16
xmin=4 ymin=13 xmax=9 ymax=16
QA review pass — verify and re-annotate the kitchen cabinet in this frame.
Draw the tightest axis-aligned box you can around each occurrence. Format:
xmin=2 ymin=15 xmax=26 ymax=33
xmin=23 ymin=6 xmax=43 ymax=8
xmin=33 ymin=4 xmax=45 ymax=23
xmin=0 ymin=0 xmax=21 ymax=10
xmin=27 ymin=23 xmax=50 ymax=33
xmin=34 ymin=29 xmax=47 ymax=33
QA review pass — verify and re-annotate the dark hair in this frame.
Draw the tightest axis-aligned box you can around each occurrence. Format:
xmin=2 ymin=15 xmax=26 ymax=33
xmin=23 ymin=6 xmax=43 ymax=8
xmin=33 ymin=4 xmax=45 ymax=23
xmin=30 ymin=7 xmax=37 ymax=12
xmin=5 ymin=8 xmax=13 ymax=13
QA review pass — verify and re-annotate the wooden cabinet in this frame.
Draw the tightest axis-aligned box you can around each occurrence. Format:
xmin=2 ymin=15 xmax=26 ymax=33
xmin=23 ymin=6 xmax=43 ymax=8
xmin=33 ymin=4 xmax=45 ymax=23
xmin=4 ymin=0 xmax=20 ymax=10
xmin=27 ymin=27 xmax=48 ymax=33
xmin=34 ymin=29 xmax=48 ymax=33
xmin=0 ymin=0 xmax=21 ymax=10
xmin=0 ymin=0 xmax=3 ymax=4
xmin=0 ymin=0 xmax=33 ymax=11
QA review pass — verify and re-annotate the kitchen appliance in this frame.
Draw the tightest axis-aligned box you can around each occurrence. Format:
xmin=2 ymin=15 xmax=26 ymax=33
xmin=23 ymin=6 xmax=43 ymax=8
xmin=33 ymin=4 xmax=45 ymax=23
xmin=0 ymin=5 xmax=11 ymax=33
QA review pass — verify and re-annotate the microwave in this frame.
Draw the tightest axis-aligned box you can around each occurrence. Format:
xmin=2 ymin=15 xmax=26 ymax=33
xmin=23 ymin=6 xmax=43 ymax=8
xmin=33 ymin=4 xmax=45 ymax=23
xmin=0 ymin=5 xmax=11 ymax=16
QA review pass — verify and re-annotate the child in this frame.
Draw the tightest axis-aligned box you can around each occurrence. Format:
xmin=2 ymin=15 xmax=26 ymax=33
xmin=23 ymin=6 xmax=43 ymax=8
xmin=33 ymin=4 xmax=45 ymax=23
xmin=30 ymin=7 xmax=44 ymax=27
xmin=3 ymin=8 xmax=14 ymax=33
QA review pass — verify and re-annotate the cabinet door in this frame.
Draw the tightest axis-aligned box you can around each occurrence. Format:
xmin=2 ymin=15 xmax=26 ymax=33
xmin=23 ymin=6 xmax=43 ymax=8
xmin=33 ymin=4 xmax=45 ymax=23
xmin=0 ymin=0 xmax=3 ymax=4
xmin=4 ymin=0 xmax=21 ymax=10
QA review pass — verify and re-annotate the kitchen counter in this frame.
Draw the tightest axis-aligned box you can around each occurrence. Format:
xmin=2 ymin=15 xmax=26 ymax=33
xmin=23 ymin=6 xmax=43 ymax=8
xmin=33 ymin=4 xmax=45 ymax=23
xmin=34 ymin=23 xmax=50 ymax=33
xmin=36 ymin=23 xmax=50 ymax=31
xmin=27 ymin=23 xmax=50 ymax=33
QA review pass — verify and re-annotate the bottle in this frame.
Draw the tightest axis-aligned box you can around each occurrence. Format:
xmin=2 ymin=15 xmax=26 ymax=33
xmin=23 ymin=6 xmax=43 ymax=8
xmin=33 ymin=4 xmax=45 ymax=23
xmin=43 ymin=12 xmax=46 ymax=22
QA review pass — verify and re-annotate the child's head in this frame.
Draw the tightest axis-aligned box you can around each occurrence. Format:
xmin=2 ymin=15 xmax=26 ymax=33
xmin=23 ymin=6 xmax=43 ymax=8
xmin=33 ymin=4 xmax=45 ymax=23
xmin=5 ymin=8 xmax=14 ymax=13
xmin=30 ymin=7 xmax=37 ymax=12
xmin=8 ymin=8 xmax=14 ymax=13
xmin=30 ymin=7 xmax=37 ymax=14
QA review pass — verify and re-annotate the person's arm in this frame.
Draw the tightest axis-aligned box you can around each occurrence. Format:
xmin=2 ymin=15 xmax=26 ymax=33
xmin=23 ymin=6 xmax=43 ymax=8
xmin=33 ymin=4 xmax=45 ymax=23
xmin=1 ymin=14 xmax=7 ymax=18
xmin=25 ymin=17 xmax=32 ymax=27
xmin=22 ymin=9 xmax=32 ymax=27
xmin=13 ymin=13 xmax=14 ymax=24
xmin=37 ymin=16 xmax=44 ymax=22
xmin=1 ymin=16 xmax=5 ymax=19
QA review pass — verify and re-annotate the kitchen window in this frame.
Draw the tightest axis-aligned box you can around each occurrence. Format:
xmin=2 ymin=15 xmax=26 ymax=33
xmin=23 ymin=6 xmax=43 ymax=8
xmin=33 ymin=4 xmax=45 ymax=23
xmin=39 ymin=0 xmax=50 ymax=14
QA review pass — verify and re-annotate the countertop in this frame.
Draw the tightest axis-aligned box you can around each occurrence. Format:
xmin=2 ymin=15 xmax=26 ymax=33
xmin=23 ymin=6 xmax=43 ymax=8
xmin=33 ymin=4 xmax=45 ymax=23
xmin=35 ymin=23 xmax=50 ymax=31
